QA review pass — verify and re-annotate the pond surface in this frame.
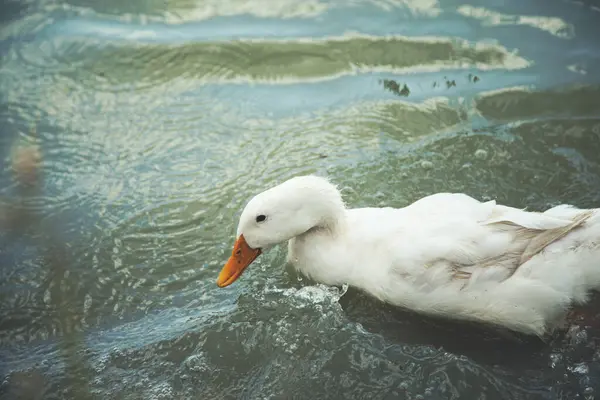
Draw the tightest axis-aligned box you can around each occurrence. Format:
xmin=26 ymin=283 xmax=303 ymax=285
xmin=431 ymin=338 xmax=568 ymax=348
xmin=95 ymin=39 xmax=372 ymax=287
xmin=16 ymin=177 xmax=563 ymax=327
xmin=1 ymin=0 xmax=600 ymax=398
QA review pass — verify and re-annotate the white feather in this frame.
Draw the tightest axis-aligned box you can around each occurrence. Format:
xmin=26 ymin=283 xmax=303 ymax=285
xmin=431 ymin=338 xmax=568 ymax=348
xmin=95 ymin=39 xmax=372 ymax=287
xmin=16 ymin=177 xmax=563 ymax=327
xmin=234 ymin=175 xmax=600 ymax=336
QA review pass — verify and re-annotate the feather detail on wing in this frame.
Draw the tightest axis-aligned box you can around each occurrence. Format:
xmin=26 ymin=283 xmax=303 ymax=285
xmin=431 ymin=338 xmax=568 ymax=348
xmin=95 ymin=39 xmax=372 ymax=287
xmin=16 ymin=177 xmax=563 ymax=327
xmin=450 ymin=206 xmax=594 ymax=281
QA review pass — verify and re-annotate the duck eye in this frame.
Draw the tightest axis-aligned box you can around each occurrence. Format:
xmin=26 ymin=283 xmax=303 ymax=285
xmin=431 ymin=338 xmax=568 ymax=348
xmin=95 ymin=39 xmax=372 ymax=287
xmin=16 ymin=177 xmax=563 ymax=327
xmin=256 ymin=214 xmax=267 ymax=223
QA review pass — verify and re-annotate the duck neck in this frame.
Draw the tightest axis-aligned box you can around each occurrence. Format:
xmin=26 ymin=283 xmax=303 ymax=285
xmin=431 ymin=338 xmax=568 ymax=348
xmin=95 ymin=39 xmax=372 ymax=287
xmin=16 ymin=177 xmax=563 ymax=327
xmin=323 ymin=205 xmax=347 ymax=236
xmin=287 ymin=205 xmax=349 ymax=286
xmin=299 ymin=208 xmax=347 ymax=240
xmin=311 ymin=190 xmax=348 ymax=236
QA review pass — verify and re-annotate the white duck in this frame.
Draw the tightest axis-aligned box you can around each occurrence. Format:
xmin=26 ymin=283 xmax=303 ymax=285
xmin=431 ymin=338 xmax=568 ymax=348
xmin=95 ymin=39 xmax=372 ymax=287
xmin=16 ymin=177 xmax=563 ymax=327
xmin=217 ymin=175 xmax=600 ymax=336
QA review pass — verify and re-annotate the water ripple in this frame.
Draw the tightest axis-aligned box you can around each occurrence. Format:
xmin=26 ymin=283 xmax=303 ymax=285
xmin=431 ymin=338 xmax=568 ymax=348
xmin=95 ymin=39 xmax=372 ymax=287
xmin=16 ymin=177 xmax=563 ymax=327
xmin=3 ymin=32 xmax=530 ymax=94
xmin=2 ymin=0 xmax=600 ymax=398
xmin=44 ymin=0 xmax=442 ymax=25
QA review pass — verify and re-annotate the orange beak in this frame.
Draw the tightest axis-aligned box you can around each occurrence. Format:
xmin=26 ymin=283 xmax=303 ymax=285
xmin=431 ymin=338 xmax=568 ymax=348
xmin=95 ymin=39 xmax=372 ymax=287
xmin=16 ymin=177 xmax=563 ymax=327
xmin=216 ymin=234 xmax=261 ymax=288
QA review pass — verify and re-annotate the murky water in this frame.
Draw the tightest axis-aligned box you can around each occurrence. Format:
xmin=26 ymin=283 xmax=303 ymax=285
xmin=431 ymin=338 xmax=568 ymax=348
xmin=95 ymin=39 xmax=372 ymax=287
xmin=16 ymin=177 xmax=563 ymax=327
xmin=1 ymin=0 xmax=600 ymax=398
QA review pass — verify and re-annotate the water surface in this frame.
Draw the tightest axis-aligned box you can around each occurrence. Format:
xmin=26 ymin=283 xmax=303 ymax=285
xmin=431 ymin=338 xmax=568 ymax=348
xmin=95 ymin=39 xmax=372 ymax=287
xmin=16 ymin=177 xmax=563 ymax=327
xmin=1 ymin=0 xmax=600 ymax=399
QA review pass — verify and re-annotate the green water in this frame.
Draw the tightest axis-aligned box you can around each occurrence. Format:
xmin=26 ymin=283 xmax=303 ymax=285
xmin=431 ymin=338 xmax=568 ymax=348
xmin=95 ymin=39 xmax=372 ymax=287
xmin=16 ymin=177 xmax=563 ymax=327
xmin=1 ymin=0 xmax=600 ymax=399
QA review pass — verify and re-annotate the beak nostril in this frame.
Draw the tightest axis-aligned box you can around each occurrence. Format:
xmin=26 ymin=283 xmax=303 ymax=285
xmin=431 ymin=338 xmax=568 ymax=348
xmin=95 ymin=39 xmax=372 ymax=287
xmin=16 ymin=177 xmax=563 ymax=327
xmin=217 ymin=235 xmax=261 ymax=288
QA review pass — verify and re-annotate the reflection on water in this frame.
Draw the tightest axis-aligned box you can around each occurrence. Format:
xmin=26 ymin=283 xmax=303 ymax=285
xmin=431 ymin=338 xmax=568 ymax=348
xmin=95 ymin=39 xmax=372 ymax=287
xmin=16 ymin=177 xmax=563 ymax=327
xmin=1 ymin=0 xmax=600 ymax=398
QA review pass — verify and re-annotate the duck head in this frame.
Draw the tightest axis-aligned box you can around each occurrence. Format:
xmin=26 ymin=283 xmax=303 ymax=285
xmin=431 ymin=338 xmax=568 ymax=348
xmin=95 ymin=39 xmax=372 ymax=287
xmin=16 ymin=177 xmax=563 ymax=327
xmin=216 ymin=175 xmax=345 ymax=287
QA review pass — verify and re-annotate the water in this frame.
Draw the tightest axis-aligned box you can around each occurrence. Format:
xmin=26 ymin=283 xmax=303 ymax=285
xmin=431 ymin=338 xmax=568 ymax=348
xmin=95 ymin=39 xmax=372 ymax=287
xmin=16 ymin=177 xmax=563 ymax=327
xmin=1 ymin=0 xmax=600 ymax=398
